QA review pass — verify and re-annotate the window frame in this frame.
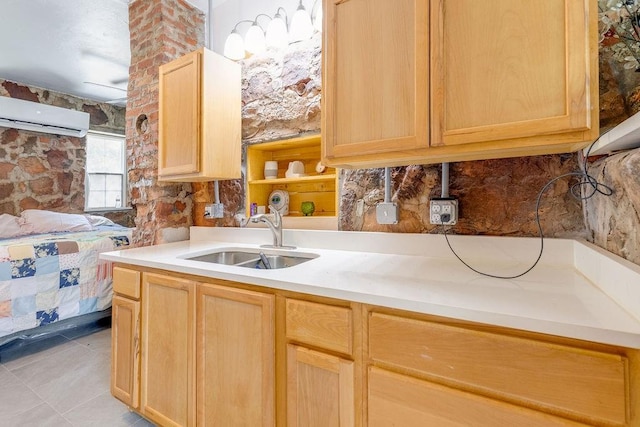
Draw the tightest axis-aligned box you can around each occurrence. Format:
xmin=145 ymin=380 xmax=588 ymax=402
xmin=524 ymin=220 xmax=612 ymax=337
xmin=84 ymin=130 xmax=129 ymax=212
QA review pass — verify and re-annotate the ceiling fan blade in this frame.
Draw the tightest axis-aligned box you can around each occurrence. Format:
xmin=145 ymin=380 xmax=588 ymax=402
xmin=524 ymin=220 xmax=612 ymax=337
xmin=111 ymin=77 xmax=129 ymax=85
xmin=83 ymin=81 xmax=127 ymax=92
xmin=106 ymin=97 xmax=127 ymax=104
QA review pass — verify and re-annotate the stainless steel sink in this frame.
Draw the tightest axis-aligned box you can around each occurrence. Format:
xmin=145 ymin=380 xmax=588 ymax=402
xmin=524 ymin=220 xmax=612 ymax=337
xmin=182 ymin=249 xmax=318 ymax=269
xmin=187 ymin=251 xmax=261 ymax=265
xmin=235 ymin=254 xmax=313 ymax=269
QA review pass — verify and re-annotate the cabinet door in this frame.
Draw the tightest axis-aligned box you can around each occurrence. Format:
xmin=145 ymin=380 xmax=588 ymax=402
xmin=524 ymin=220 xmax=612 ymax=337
xmin=141 ymin=273 xmax=196 ymax=427
xmin=111 ymin=295 xmax=140 ymax=409
xmin=287 ymin=345 xmax=354 ymax=427
xmin=368 ymin=368 xmax=582 ymax=427
xmin=322 ymin=0 xmax=429 ymax=164
xmin=158 ymin=50 xmax=201 ymax=177
xmin=196 ymin=284 xmax=275 ymax=426
xmin=431 ymin=0 xmax=595 ymax=147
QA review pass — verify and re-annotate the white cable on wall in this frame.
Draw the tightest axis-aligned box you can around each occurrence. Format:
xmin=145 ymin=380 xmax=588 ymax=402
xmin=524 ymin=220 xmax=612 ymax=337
xmin=441 ymin=162 xmax=450 ymax=198
xmin=214 ymin=179 xmax=220 ymax=204
xmin=384 ymin=167 xmax=391 ymax=203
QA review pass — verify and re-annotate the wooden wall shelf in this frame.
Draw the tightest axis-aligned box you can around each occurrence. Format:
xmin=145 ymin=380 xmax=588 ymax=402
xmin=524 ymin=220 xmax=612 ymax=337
xmin=246 ymin=134 xmax=338 ymax=218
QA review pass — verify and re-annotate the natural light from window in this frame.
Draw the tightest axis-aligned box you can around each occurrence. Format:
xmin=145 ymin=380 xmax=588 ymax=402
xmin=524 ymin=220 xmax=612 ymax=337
xmin=85 ymin=132 xmax=126 ymax=211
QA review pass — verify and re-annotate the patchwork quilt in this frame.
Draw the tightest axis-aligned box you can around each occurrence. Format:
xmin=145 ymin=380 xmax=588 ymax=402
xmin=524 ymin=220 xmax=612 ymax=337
xmin=0 ymin=227 xmax=132 ymax=338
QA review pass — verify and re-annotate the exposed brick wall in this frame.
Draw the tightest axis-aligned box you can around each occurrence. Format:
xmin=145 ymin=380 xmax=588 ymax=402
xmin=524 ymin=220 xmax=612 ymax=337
xmin=0 ymin=79 xmax=125 ymax=217
xmin=127 ymin=0 xmax=204 ymax=246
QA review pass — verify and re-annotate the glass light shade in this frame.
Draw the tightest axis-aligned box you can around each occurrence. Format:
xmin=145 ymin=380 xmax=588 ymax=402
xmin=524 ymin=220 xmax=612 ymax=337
xmin=266 ymin=15 xmax=288 ymax=50
xmin=223 ymin=30 xmax=244 ymax=60
xmin=245 ymin=24 xmax=266 ymax=54
xmin=290 ymin=6 xmax=313 ymax=42
xmin=313 ymin=3 xmax=322 ymax=33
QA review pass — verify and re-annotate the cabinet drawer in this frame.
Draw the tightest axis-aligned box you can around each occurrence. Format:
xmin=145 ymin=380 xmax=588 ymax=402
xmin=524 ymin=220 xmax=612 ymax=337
xmin=368 ymin=367 xmax=582 ymax=427
xmin=369 ymin=313 xmax=627 ymax=425
xmin=113 ymin=267 xmax=141 ymax=300
xmin=286 ymin=299 xmax=352 ymax=355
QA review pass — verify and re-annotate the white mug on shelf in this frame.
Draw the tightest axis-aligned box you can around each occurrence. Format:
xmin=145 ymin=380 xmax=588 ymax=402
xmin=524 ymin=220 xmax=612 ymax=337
xmin=285 ymin=161 xmax=305 ymax=178
xmin=264 ymin=161 xmax=278 ymax=179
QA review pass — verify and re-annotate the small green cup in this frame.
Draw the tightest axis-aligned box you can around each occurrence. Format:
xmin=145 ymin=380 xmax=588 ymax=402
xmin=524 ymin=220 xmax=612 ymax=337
xmin=301 ymin=201 xmax=315 ymax=216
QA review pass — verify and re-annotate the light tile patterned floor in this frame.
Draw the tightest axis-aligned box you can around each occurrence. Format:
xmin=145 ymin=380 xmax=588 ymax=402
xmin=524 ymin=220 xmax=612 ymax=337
xmin=0 ymin=327 xmax=155 ymax=426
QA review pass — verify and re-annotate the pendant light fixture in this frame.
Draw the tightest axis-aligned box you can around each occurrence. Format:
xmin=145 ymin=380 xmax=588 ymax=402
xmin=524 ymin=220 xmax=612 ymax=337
xmin=289 ymin=0 xmax=314 ymax=42
xmin=245 ymin=14 xmax=273 ymax=54
xmin=222 ymin=2 xmax=322 ymax=61
xmin=223 ymin=20 xmax=253 ymax=60
xmin=244 ymin=24 xmax=265 ymax=54
xmin=266 ymin=7 xmax=289 ymax=50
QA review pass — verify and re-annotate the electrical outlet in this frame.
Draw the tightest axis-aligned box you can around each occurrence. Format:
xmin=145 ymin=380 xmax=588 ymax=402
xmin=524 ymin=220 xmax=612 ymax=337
xmin=430 ymin=198 xmax=458 ymax=225
xmin=376 ymin=202 xmax=399 ymax=224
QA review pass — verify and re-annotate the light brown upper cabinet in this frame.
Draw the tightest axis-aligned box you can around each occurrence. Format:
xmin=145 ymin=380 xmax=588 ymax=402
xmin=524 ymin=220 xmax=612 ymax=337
xmin=322 ymin=0 xmax=599 ymax=168
xmin=322 ymin=0 xmax=429 ymax=168
xmin=158 ymin=48 xmax=241 ymax=182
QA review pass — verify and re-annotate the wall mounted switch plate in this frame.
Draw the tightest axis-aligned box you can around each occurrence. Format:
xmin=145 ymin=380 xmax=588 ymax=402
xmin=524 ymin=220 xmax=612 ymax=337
xmin=212 ymin=203 xmax=224 ymax=218
xmin=204 ymin=204 xmax=224 ymax=219
xmin=376 ymin=202 xmax=399 ymax=224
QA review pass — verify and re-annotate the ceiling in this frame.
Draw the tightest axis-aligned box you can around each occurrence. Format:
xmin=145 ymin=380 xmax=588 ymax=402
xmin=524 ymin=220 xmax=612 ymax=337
xmin=0 ymin=0 xmax=261 ymax=106
xmin=0 ymin=0 xmax=131 ymax=105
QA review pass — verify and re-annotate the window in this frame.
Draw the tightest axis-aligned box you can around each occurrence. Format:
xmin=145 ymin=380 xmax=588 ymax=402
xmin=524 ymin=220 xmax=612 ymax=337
xmin=85 ymin=131 xmax=127 ymax=210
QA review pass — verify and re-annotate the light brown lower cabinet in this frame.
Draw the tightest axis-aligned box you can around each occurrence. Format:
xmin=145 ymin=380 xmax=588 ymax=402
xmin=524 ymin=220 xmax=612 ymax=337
xmin=141 ymin=273 xmax=196 ymax=427
xmin=111 ymin=295 xmax=140 ymax=408
xmin=287 ymin=345 xmax=355 ymax=427
xmin=111 ymin=267 xmax=141 ymax=409
xmin=196 ymin=283 xmax=275 ymax=426
xmin=110 ymin=265 xmax=639 ymax=426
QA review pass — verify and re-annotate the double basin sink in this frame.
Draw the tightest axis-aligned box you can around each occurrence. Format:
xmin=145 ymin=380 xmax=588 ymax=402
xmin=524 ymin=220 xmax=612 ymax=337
xmin=182 ymin=248 xmax=318 ymax=270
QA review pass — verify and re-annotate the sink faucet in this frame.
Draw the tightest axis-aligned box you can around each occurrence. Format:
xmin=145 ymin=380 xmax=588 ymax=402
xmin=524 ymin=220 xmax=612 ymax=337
xmin=250 ymin=205 xmax=295 ymax=249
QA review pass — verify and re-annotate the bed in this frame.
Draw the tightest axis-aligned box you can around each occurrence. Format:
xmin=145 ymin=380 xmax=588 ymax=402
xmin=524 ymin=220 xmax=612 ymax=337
xmin=0 ymin=223 xmax=132 ymax=346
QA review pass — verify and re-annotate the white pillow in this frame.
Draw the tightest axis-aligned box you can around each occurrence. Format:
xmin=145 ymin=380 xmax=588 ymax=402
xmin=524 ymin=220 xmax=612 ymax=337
xmin=19 ymin=210 xmax=93 ymax=234
xmin=85 ymin=214 xmax=116 ymax=227
xmin=0 ymin=214 xmax=22 ymax=239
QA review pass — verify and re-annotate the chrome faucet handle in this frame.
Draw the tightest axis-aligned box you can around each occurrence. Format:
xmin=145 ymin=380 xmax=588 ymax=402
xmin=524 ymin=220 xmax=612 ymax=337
xmin=268 ymin=204 xmax=281 ymax=226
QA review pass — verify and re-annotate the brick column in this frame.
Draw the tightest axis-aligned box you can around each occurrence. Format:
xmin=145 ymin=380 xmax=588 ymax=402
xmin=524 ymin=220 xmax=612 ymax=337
xmin=127 ymin=0 xmax=204 ymax=246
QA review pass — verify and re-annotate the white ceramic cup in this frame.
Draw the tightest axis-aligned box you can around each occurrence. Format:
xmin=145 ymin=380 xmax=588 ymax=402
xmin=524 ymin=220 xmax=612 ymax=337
xmin=285 ymin=160 xmax=305 ymax=178
xmin=264 ymin=161 xmax=278 ymax=179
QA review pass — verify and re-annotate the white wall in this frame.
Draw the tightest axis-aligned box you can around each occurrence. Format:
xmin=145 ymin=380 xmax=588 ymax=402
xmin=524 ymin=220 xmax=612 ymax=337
xmin=210 ymin=0 xmax=320 ymax=54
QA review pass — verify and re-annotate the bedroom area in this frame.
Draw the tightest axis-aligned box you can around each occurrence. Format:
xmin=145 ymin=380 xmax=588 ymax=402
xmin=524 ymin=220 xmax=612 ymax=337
xmin=0 ymin=0 xmax=142 ymax=425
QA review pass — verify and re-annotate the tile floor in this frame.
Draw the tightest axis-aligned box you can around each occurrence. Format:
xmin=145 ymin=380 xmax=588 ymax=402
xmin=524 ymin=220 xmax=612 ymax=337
xmin=0 ymin=326 xmax=155 ymax=426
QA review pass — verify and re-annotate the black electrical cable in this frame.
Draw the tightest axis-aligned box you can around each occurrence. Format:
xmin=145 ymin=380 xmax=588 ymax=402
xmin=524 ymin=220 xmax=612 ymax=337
xmin=442 ymin=137 xmax=614 ymax=279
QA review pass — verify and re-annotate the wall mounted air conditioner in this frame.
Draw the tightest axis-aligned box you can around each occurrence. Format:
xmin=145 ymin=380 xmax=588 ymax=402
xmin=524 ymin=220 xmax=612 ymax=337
xmin=0 ymin=96 xmax=90 ymax=137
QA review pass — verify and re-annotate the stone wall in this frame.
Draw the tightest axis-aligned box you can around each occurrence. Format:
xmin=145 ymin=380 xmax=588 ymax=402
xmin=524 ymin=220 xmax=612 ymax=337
xmin=584 ymin=150 xmax=640 ymax=264
xmin=0 ymin=79 xmax=125 ymax=217
xmin=582 ymin=32 xmax=640 ymax=266
xmin=162 ymin=4 xmax=639 ymax=267
xmin=192 ymin=35 xmax=322 ymax=227
xmin=341 ymin=155 xmax=584 ymax=238
xmin=200 ymin=35 xmax=586 ymax=239
xmin=126 ymin=0 xmax=204 ymax=246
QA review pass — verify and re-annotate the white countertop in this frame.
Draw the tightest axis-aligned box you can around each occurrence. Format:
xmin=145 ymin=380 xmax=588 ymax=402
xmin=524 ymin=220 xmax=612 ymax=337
xmin=101 ymin=227 xmax=640 ymax=348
